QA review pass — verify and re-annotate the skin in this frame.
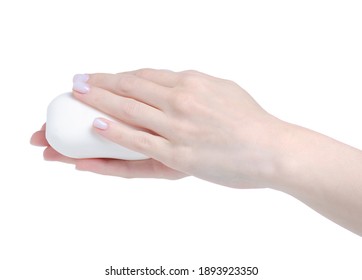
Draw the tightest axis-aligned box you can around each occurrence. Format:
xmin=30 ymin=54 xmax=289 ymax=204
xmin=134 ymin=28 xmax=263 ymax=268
xmin=30 ymin=69 xmax=362 ymax=236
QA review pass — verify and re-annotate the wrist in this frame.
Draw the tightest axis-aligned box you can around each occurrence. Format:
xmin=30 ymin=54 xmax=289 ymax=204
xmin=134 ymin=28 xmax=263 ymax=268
xmin=266 ymin=120 xmax=328 ymax=195
xmin=233 ymin=114 xmax=295 ymax=190
xmin=257 ymin=118 xmax=301 ymax=191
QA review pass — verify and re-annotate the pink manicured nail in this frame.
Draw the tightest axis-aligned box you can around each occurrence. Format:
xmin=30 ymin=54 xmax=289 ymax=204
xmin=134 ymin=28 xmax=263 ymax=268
xmin=73 ymin=81 xmax=89 ymax=94
xmin=73 ymin=74 xmax=89 ymax=83
xmin=93 ymin=118 xmax=108 ymax=130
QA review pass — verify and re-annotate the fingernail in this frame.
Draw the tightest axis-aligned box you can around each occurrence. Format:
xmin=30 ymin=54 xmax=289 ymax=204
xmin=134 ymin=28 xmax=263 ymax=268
xmin=73 ymin=74 xmax=89 ymax=83
xmin=73 ymin=81 xmax=89 ymax=94
xmin=93 ymin=118 xmax=108 ymax=130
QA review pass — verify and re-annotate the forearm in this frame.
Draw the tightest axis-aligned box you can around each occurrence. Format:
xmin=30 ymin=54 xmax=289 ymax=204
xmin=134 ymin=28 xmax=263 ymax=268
xmin=272 ymin=121 xmax=362 ymax=236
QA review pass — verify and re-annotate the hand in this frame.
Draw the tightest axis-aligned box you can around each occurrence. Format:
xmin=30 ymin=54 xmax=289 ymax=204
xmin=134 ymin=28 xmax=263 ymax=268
xmin=32 ymin=69 xmax=362 ymax=234
xmin=72 ymin=69 xmax=286 ymax=188
xmin=30 ymin=124 xmax=186 ymax=179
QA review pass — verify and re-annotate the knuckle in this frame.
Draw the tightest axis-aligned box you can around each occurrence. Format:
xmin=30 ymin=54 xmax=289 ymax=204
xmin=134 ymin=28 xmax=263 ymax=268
xmin=171 ymin=91 xmax=195 ymax=114
xmin=178 ymin=71 xmax=210 ymax=91
xmin=113 ymin=131 xmax=126 ymax=147
xmin=121 ymin=98 xmax=141 ymax=118
xmin=116 ymin=74 xmax=137 ymax=92
xmin=132 ymin=132 xmax=153 ymax=151
xmin=181 ymin=69 xmax=200 ymax=76
xmin=179 ymin=71 xmax=199 ymax=85
xmin=134 ymin=68 xmax=154 ymax=79
xmin=88 ymin=73 xmax=107 ymax=85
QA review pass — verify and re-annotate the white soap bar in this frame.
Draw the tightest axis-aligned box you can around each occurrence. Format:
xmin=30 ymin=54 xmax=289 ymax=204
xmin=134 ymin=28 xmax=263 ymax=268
xmin=46 ymin=92 xmax=148 ymax=160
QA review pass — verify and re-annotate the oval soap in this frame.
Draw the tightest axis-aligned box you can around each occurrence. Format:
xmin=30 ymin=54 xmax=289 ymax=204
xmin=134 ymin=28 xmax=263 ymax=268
xmin=46 ymin=92 xmax=148 ymax=160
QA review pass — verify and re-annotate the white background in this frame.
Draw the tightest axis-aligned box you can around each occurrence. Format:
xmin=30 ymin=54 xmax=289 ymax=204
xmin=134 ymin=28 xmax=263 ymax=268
xmin=1 ymin=0 xmax=361 ymax=279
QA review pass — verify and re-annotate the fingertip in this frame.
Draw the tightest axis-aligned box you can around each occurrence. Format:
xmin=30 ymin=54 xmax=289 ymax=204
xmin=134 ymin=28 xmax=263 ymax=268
xmin=43 ymin=146 xmax=76 ymax=164
xmin=30 ymin=132 xmax=37 ymax=145
xmin=75 ymin=160 xmax=87 ymax=171
xmin=30 ymin=130 xmax=48 ymax=146
xmin=43 ymin=146 xmax=55 ymax=161
xmin=93 ymin=118 xmax=109 ymax=130
xmin=73 ymin=73 xmax=89 ymax=83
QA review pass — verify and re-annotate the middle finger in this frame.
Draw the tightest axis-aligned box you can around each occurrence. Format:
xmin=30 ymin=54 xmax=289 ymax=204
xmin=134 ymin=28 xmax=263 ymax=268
xmin=73 ymin=85 xmax=170 ymax=137
xmin=87 ymin=73 xmax=171 ymax=110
